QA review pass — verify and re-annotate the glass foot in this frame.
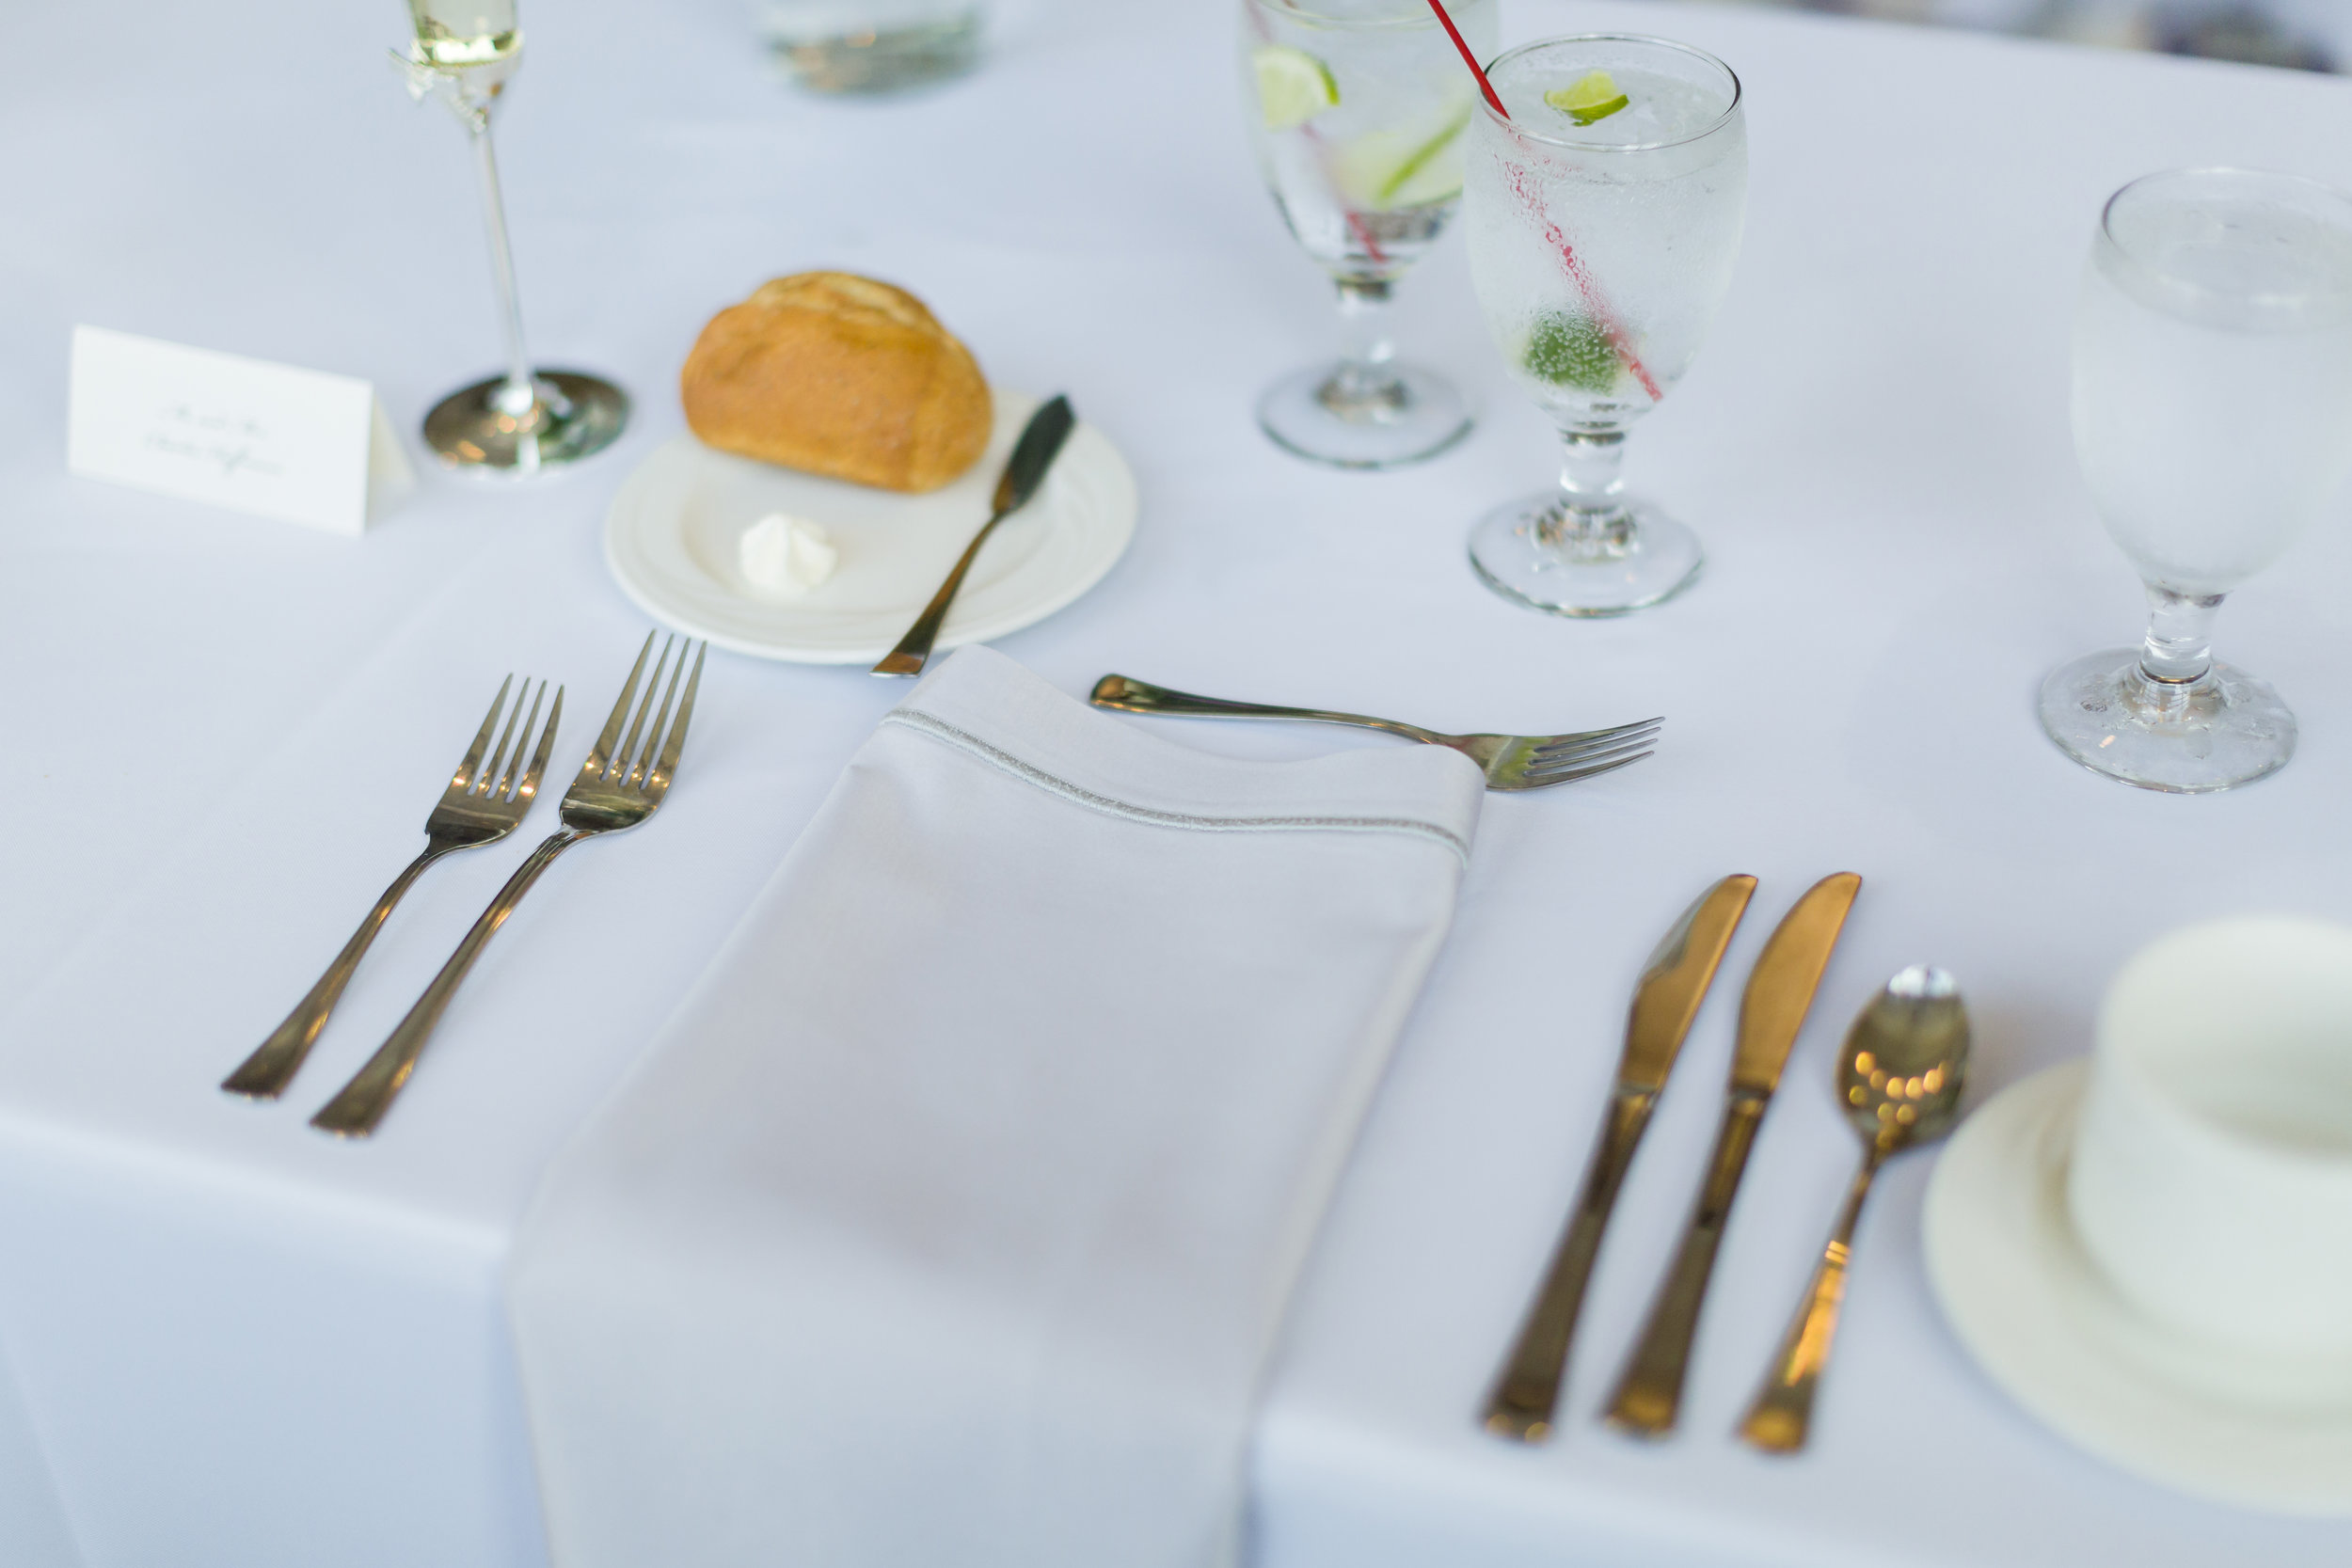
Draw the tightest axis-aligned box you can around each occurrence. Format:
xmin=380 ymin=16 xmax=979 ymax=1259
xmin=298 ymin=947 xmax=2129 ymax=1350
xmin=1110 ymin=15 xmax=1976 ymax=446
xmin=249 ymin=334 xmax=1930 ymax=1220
xmin=2038 ymin=648 xmax=2296 ymax=793
xmin=1257 ymin=360 xmax=1471 ymax=470
xmin=421 ymin=371 xmax=629 ymax=478
xmin=1468 ymin=492 xmax=1702 ymax=618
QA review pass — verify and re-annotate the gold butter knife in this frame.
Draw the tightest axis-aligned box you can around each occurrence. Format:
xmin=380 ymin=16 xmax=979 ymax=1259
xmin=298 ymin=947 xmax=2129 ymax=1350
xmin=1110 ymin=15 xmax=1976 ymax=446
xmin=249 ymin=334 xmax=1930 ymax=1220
xmin=1603 ymin=871 xmax=1863 ymax=1439
xmin=1485 ymin=876 xmax=1757 ymax=1442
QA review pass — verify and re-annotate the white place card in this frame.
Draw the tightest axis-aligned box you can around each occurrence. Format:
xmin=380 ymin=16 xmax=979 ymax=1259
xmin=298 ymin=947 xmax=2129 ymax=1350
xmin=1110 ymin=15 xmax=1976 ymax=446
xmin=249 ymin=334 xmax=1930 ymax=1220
xmin=67 ymin=325 xmax=414 ymax=536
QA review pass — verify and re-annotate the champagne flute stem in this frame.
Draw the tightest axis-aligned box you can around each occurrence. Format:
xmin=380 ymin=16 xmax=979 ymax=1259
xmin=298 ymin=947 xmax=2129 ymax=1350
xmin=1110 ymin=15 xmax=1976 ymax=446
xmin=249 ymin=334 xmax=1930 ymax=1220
xmin=468 ymin=116 xmax=539 ymax=419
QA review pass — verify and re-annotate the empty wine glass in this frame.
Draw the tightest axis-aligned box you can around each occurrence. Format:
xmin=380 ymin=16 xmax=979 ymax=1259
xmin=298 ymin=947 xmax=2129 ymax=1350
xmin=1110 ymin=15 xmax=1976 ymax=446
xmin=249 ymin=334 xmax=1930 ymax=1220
xmin=2041 ymin=168 xmax=2352 ymax=792
xmin=1238 ymin=0 xmax=1495 ymax=468
xmin=1461 ymin=35 xmax=1746 ymax=616
xmin=399 ymin=0 xmax=628 ymax=475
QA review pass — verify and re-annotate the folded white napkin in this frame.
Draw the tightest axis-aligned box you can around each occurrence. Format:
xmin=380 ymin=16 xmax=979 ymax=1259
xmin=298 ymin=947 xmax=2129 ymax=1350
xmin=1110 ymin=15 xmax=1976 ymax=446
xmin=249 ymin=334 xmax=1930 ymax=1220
xmin=506 ymin=645 xmax=1485 ymax=1568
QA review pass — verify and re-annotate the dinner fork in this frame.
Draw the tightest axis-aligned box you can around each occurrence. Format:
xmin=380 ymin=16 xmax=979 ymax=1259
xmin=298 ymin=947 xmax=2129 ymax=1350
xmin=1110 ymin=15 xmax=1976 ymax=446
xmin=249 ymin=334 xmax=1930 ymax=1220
xmin=221 ymin=675 xmax=562 ymax=1101
xmin=311 ymin=632 xmax=707 ymax=1138
xmin=1088 ymin=675 xmax=1661 ymax=791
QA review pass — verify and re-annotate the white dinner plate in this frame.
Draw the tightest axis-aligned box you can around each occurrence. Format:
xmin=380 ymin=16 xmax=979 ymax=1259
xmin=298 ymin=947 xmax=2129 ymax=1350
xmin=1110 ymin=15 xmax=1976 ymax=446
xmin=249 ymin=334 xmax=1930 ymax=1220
xmin=603 ymin=391 xmax=1137 ymax=664
xmin=1922 ymin=1060 xmax=2352 ymax=1517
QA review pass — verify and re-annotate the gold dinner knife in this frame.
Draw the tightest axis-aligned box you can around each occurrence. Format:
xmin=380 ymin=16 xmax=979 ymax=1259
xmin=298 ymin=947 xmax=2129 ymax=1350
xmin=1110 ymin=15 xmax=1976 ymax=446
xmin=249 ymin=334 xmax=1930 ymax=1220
xmin=1603 ymin=871 xmax=1863 ymax=1438
xmin=1484 ymin=875 xmax=1757 ymax=1442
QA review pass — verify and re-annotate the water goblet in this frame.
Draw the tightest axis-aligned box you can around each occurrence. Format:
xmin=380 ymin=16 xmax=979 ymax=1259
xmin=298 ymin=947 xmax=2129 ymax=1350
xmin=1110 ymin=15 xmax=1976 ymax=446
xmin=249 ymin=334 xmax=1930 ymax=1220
xmin=1238 ymin=0 xmax=1496 ymax=469
xmin=756 ymin=0 xmax=984 ymax=93
xmin=2041 ymin=168 xmax=2352 ymax=792
xmin=1461 ymin=35 xmax=1746 ymax=616
xmin=399 ymin=0 xmax=628 ymax=476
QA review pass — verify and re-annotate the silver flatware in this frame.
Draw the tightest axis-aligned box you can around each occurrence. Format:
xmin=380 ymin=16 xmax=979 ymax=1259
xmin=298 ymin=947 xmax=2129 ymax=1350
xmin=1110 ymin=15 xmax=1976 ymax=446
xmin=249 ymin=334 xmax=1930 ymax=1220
xmin=871 ymin=395 xmax=1077 ymax=678
xmin=1604 ymin=871 xmax=1863 ymax=1438
xmin=1089 ymin=675 xmax=1661 ymax=791
xmin=1485 ymin=875 xmax=1757 ymax=1442
xmin=221 ymin=675 xmax=562 ymax=1101
xmin=1738 ymin=966 xmax=1968 ymax=1453
xmin=311 ymin=632 xmax=705 ymax=1138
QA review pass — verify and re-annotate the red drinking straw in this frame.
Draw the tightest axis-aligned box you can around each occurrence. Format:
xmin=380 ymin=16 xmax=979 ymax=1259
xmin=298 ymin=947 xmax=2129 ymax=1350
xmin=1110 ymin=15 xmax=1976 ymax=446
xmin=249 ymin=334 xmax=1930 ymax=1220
xmin=1421 ymin=0 xmax=1661 ymax=402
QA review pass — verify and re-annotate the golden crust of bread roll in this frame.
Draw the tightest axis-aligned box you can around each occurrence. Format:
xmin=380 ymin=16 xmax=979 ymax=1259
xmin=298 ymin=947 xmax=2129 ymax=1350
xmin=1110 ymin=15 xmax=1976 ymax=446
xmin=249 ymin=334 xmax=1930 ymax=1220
xmin=680 ymin=272 xmax=992 ymax=494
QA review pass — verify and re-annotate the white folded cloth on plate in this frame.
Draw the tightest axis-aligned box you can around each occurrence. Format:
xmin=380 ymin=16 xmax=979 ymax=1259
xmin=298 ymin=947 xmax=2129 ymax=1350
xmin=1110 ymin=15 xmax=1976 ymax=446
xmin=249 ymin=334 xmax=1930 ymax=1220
xmin=506 ymin=645 xmax=1485 ymax=1568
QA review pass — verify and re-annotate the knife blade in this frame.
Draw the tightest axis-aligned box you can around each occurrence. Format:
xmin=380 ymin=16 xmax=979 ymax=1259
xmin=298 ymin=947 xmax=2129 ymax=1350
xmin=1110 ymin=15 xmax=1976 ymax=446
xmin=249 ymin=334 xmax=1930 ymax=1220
xmin=1603 ymin=872 xmax=1863 ymax=1438
xmin=1484 ymin=875 xmax=1757 ymax=1442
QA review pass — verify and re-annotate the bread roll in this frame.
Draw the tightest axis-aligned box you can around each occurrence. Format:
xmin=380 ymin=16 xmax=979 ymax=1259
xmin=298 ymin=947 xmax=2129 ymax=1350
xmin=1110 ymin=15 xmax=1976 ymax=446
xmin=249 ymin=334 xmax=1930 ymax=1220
xmin=681 ymin=273 xmax=993 ymax=494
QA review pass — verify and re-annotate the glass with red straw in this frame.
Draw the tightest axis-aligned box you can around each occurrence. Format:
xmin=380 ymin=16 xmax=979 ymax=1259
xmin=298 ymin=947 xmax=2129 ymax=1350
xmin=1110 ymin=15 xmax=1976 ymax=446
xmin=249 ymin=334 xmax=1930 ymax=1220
xmin=1448 ymin=28 xmax=1748 ymax=616
xmin=1239 ymin=0 xmax=1497 ymax=468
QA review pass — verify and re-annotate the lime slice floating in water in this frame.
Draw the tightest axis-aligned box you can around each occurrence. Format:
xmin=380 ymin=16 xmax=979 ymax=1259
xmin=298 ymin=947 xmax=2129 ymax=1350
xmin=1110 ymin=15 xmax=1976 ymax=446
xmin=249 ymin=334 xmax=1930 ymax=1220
xmin=1333 ymin=101 xmax=1474 ymax=211
xmin=1545 ymin=70 xmax=1629 ymax=127
xmin=1254 ymin=45 xmax=1340 ymax=132
xmin=1524 ymin=310 xmax=1620 ymax=394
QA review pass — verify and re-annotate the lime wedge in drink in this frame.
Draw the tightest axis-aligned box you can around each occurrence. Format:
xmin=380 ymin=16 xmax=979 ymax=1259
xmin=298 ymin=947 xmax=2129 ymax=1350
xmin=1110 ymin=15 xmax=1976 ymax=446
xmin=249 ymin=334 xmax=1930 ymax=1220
xmin=1333 ymin=102 xmax=1474 ymax=211
xmin=1524 ymin=310 xmax=1620 ymax=393
xmin=1254 ymin=45 xmax=1340 ymax=131
xmin=1544 ymin=70 xmax=1629 ymax=127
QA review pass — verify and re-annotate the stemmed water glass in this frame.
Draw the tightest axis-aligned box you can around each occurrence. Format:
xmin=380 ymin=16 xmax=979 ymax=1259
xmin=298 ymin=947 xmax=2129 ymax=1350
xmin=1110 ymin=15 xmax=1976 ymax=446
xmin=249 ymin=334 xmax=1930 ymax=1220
xmin=399 ymin=0 xmax=628 ymax=476
xmin=2042 ymin=168 xmax=2352 ymax=792
xmin=1461 ymin=35 xmax=1746 ymax=616
xmin=1237 ymin=0 xmax=1496 ymax=469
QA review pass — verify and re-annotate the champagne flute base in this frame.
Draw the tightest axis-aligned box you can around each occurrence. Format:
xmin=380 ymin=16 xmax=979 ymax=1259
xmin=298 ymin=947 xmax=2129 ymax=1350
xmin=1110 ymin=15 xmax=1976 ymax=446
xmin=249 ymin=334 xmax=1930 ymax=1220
xmin=422 ymin=371 xmax=630 ymax=478
xmin=1256 ymin=361 xmax=1471 ymax=470
xmin=2038 ymin=648 xmax=2296 ymax=793
xmin=1468 ymin=494 xmax=1701 ymax=618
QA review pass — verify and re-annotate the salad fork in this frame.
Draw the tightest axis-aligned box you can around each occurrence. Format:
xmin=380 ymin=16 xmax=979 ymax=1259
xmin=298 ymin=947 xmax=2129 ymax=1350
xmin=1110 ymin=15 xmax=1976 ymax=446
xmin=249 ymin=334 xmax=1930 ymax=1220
xmin=221 ymin=675 xmax=562 ymax=1101
xmin=1088 ymin=675 xmax=1661 ymax=791
xmin=312 ymin=632 xmax=706 ymax=1138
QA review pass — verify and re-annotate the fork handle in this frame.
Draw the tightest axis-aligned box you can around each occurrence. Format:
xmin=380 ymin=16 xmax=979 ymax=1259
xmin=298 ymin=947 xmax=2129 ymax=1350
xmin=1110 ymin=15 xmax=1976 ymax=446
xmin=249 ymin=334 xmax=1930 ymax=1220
xmin=1484 ymin=1087 xmax=1659 ymax=1441
xmin=310 ymin=830 xmax=584 ymax=1138
xmin=1089 ymin=675 xmax=1440 ymax=745
xmin=221 ymin=844 xmax=454 ymax=1101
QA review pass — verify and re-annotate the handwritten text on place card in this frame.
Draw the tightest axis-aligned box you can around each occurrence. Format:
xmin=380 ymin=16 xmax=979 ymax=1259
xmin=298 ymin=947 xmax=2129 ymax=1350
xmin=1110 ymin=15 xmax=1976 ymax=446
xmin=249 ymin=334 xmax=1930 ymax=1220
xmin=67 ymin=326 xmax=412 ymax=537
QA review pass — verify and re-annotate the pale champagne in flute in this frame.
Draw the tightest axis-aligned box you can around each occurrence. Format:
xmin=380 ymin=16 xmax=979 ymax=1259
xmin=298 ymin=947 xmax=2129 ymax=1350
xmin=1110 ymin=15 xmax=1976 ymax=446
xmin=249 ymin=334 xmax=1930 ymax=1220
xmin=2042 ymin=168 xmax=2352 ymax=791
xmin=403 ymin=0 xmax=628 ymax=476
xmin=1462 ymin=36 xmax=1745 ymax=616
xmin=1239 ymin=0 xmax=1496 ymax=468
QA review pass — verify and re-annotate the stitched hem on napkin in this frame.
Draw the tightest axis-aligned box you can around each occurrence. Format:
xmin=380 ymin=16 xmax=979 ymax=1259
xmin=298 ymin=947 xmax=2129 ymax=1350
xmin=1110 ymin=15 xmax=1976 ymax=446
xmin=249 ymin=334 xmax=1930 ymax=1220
xmin=883 ymin=708 xmax=1472 ymax=863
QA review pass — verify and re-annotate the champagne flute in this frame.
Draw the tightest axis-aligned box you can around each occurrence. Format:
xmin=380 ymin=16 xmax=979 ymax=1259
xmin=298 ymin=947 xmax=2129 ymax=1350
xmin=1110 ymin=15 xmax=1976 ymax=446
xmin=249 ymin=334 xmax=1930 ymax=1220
xmin=2041 ymin=168 xmax=2352 ymax=792
xmin=399 ymin=0 xmax=628 ymax=476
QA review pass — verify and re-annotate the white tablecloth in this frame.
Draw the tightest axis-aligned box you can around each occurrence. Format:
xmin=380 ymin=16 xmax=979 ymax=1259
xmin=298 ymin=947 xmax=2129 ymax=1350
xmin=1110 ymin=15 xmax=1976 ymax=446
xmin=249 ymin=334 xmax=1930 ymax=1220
xmin=0 ymin=2 xmax=2347 ymax=1565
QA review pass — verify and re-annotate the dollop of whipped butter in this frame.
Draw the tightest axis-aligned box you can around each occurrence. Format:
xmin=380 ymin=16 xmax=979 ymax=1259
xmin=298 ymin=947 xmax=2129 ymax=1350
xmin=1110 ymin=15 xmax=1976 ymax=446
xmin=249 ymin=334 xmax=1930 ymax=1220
xmin=739 ymin=513 xmax=838 ymax=598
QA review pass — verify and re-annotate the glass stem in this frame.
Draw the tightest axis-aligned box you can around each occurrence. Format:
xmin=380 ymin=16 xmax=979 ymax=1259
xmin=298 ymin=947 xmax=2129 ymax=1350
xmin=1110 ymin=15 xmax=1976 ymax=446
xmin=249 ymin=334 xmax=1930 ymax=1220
xmin=1538 ymin=428 xmax=1630 ymax=552
xmin=468 ymin=113 xmax=542 ymax=420
xmin=2129 ymin=583 xmax=2225 ymax=722
xmin=1319 ymin=277 xmax=1406 ymax=420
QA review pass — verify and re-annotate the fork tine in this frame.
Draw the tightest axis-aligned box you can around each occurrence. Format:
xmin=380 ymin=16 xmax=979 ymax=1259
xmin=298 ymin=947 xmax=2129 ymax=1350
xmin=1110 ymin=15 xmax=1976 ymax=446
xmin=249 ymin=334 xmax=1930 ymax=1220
xmin=1524 ymin=725 xmax=1664 ymax=768
xmin=453 ymin=674 xmax=514 ymax=792
xmin=1510 ymin=749 xmax=1655 ymax=790
xmin=492 ymin=680 xmax=546 ymax=799
xmin=643 ymin=642 xmax=705 ymax=801
xmin=1521 ymin=734 xmax=1660 ymax=779
xmin=612 ymin=637 xmax=675 ymax=785
xmin=481 ymin=676 xmax=532 ymax=799
xmin=517 ymin=686 xmax=564 ymax=803
xmin=1532 ymin=718 xmax=1663 ymax=757
xmin=628 ymin=641 xmax=687 ymax=790
xmin=581 ymin=632 xmax=657 ymax=783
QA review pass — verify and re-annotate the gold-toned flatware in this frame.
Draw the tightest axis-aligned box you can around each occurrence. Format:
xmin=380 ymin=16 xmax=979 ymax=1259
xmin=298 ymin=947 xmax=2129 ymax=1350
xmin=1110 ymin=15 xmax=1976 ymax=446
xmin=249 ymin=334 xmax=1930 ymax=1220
xmin=1485 ymin=875 xmax=1757 ymax=1442
xmin=1738 ymin=966 xmax=1968 ymax=1453
xmin=311 ymin=632 xmax=705 ymax=1138
xmin=1604 ymin=871 xmax=1863 ymax=1438
xmin=221 ymin=675 xmax=562 ymax=1101
xmin=1089 ymin=675 xmax=1661 ymax=792
xmin=872 ymin=395 xmax=1077 ymax=678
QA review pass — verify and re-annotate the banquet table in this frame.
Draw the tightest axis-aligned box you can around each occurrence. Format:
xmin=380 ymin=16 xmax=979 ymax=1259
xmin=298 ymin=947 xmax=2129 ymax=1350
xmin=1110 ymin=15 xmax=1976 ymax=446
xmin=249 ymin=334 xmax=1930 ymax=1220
xmin=3 ymin=0 xmax=2351 ymax=1564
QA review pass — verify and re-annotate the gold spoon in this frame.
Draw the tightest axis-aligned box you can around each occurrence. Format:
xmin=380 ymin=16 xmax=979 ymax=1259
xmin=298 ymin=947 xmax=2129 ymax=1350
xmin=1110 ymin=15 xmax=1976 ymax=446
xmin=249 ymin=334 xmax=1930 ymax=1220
xmin=1737 ymin=965 xmax=1969 ymax=1453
